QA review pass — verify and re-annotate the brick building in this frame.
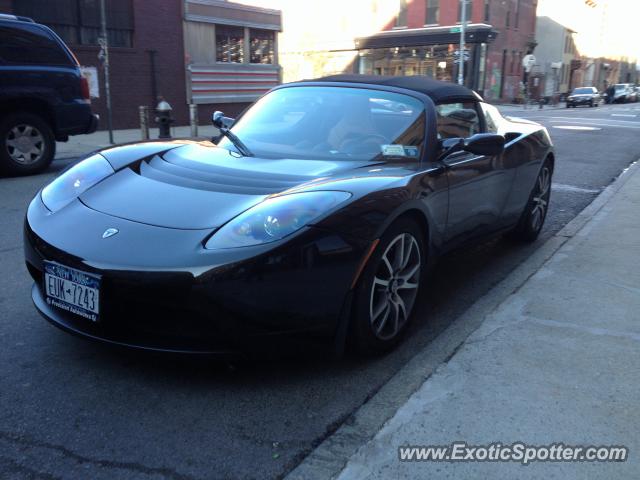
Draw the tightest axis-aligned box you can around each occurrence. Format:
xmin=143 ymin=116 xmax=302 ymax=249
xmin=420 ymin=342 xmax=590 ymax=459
xmin=3 ymin=0 xmax=281 ymax=129
xmin=356 ymin=0 xmax=538 ymax=101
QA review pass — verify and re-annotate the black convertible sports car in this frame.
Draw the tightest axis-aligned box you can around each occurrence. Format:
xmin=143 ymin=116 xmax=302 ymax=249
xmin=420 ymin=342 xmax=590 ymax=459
xmin=24 ymin=75 xmax=554 ymax=355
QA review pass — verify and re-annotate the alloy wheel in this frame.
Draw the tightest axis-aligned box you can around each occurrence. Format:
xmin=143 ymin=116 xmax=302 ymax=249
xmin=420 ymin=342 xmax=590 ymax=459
xmin=369 ymin=233 xmax=421 ymax=340
xmin=531 ymin=165 xmax=551 ymax=232
xmin=6 ymin=124 xmax=45 ymax=165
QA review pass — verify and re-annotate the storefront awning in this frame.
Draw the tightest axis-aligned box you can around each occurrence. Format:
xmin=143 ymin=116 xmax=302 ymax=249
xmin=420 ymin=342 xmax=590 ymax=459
xmin=356 ymin=24 xmax=498 ymax=50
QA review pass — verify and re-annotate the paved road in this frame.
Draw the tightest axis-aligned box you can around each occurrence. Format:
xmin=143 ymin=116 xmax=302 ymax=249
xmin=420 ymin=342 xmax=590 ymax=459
xmin=1 ymin=103 xmax=639 ymax=480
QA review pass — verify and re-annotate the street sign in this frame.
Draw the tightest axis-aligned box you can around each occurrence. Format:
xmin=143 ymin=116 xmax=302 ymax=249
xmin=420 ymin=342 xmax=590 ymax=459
xmin=453 ymin=49 xmax=470 ymax=63
xmin=450 ymin=27 xmax=461 ymax=33
xmin=522 ymin=54 xmax=536 ymax=73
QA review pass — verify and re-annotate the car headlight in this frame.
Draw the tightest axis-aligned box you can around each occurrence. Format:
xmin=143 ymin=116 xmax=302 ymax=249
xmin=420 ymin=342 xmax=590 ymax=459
xmin=41 ymin=154 xmax=114 ymax=212
xmin=204 ymin=191 xmax=351 ymax=249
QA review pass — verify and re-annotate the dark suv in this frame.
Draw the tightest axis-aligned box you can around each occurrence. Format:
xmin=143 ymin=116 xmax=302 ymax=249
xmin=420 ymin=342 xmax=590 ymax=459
xmin=0 ymin=14 xmax=98 ymax=175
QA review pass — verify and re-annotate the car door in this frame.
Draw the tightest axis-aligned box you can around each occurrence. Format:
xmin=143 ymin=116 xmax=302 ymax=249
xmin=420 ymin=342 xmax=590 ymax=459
xmin=438 ymin=101 xmax=513 ymax=245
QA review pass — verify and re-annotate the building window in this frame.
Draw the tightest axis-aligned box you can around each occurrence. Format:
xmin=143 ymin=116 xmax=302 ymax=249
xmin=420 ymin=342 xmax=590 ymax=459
xmin=249 ymin=28 xmax=275 ymax=64
xmin=426 ymin=0 xmax=439 ymax=25
xmin=216 ymin=25 xmax=244 ymax=63
xmin=514 ymin=0 xmax=520 ymax=28
xmin=458 ymin=0 xmax=472 ymax=22
xmin=14 ymin=0 xmax=133 ymax=48
xmin=510 ymin=50 xmax=516 ymax=74
xmin=396 ymin=0 xmax=408 ymax=27
xmin=484 ymin=0 xmax=490 ymax=22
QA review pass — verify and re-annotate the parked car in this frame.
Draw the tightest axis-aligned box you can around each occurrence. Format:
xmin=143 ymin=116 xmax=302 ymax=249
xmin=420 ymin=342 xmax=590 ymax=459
xmin=25 ymin=75 xmax=554 ymax=355
xmin=628 ymin=86 xmax=639 ymax=103
xmin=566 ymin=86 xmax=601 ymax=108
xmin=612 ymin=83 xmax=634 ymax=103
xmin=0 ymin=14 xmax=98 ymax=175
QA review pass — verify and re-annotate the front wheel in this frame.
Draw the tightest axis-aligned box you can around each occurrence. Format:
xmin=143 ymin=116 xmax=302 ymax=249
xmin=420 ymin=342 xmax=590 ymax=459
xmin=351 ymin=218 xmax=425 ymax=355
xmin=0 ymin=113 xmax=55 ymax=176
xmin=508 ymin=160 xmax=552 ymax=242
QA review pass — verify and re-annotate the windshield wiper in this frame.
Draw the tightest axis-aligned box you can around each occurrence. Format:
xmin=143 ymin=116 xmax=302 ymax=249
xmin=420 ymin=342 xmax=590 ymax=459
xmin=220 ymin=128 xmax=253 ymax=157
xmin=211 ymin=111 xmax=253 ymax=157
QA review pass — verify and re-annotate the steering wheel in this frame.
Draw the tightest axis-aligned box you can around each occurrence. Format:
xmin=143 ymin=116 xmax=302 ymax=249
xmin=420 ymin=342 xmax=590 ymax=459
xmin=340 ymin=133 xmax=390 ymax=154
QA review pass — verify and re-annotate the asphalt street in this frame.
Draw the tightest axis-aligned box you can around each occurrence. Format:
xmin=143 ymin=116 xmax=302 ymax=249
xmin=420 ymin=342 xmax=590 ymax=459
xmin=1 ymin=102 xmax=639 ymax=480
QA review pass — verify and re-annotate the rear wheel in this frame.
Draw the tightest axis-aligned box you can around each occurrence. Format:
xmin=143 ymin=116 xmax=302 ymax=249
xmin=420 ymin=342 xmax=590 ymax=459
xmin=508 ymin=160 xmax=552 ymax=242
xmin=0 ymin=113 xmax=55 ymax=176
xmin=351 ymin=218 xmax=425 ymax=355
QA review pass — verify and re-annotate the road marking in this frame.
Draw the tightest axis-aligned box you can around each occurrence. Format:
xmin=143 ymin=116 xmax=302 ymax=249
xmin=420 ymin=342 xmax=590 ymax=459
xmin=550 ymin=120 xmax=640 ymax=129
xmin=611 ymin=113 xmax=637 ymax=117
xmin=552 ymin=125 xmax=602 ymax=131
xmin=551 ymin=183 xmax=601 ymax=194
xmin=550 ymin=116 xmax=639 ymax=123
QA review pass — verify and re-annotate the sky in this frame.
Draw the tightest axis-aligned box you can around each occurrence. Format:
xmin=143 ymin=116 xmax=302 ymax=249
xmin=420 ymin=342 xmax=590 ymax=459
xmin=537 ymin=0 xmax=639 ymax=61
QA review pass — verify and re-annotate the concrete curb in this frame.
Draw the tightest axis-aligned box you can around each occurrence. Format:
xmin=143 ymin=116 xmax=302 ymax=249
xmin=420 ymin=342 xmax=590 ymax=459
xmin=284 ymin=158 xmax=640 ymax=480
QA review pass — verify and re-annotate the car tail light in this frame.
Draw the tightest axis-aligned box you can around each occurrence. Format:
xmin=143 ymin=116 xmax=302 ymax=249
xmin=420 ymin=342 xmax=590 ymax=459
xmin=80 ymin=76 xmax=91 ymax=104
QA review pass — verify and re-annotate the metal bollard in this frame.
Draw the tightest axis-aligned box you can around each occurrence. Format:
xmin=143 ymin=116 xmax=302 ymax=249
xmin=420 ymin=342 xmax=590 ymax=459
xmin=139 ymin=106 xmax=149 ymax=140
xmin=189 ymin=104 xmax=198 ymax=138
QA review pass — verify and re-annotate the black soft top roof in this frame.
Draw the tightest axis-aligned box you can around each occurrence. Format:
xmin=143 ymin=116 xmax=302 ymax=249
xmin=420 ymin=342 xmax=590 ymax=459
xmin=305 ymin=74 xmax=482 ymax=104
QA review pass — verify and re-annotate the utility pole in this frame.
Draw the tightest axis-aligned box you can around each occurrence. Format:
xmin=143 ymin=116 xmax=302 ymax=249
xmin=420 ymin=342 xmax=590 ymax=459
xmin=99 ymin=0 xmax=114 ymax=144
xmin=458 ymin=0 xmax=467 ymax=85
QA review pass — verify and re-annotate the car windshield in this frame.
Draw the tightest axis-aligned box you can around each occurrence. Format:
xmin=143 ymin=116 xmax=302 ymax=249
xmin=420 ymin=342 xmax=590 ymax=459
xmin=573 ymin=88 xmax=593 ymax=94
xmin=217 ymin=86 xmax=426 ymax=161
xmin=615 ymin=84 xmax=626 ymax=91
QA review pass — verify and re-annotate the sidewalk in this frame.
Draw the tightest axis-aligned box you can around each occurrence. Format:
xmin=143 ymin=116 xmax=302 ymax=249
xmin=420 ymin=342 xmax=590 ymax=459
xmin=494 ymin=103 xmax=565 ymax=112
xmin=335 ymin=162 xmax=640 ymax=478
xmin=55 ymin=124 xmax=219 ymax=160
xmin=288 ymin=161 xmax=640 ymax=480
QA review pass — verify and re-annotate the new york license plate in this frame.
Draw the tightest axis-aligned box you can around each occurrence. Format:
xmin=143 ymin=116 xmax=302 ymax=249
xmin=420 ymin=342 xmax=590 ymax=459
xmin=44 ymin=261 xmax=101 ymax=322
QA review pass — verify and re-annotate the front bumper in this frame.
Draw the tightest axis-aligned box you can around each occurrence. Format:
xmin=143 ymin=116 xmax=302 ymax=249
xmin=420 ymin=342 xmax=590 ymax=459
xmin=24 ymin=197 xmax=368 ymax=353
xmin=567 ymin=97 xmax=592 ymax=105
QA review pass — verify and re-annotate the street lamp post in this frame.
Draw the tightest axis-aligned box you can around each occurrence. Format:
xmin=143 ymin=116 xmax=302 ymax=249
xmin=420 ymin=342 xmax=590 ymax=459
xmin=99 ymin=0 xmax=114 ymax=144
xmin=458 ymin=0 xmax=467 ymax=85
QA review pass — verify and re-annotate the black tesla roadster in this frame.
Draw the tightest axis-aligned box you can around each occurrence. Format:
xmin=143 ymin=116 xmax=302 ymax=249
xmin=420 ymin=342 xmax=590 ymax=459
xmin=24 ymin=75 xmax=554 ymax=355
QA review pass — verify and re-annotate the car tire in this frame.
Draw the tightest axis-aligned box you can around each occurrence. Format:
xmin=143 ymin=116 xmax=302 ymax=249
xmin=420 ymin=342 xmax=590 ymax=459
xmin=0 ymin=112 xmax=55 ymax=176
xmin=508 ymin=159 xmax=552 ymax=243
xmin=350 ymin=217 xmax=425 ymax=355
xmin=590 ymin=100 xmax=594 ymax=107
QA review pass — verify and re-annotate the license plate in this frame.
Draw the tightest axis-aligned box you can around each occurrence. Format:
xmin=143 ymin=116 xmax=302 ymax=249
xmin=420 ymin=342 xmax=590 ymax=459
xmin=44 ymin=261 xmax=101 ymax=322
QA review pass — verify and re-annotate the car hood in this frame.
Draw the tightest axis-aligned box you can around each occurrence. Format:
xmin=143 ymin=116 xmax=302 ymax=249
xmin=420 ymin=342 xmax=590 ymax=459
xmin=80 ymin=143 xmax=382 ymax=229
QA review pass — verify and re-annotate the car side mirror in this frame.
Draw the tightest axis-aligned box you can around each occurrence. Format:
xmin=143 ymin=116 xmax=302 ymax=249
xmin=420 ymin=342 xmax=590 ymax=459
xmin=438 ymin=133 xmax=505 ymax=162
xmin=463 ymin=133 xmax=505 ymax=156
xmin=211 ymin=111 xmax=234 ymax=129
